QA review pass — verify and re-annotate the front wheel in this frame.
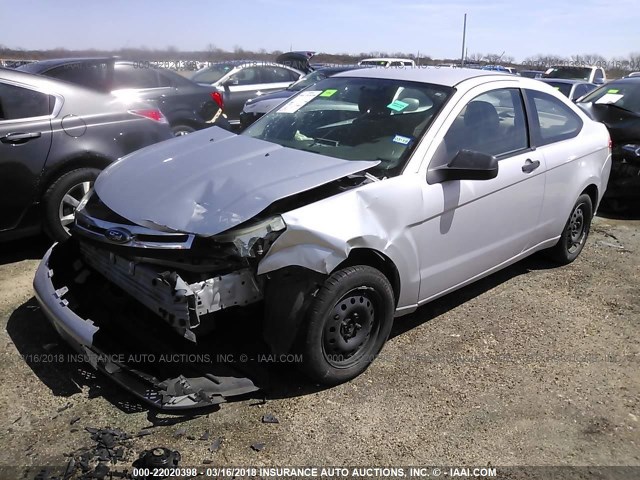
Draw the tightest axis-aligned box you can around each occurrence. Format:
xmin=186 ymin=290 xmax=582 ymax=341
xmin=546 ymin=194 xmax=593 ymax=265
xmin=299 ymin=265 xmax=395 ymax=385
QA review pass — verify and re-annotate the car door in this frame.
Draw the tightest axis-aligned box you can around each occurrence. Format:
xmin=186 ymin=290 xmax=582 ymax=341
xmin=523 ymin=89 xmax=590 ymax=241
xmin=0 ymin=80 xmax=55 ymax=231
xmin=217 ymin=66 xmax=267 ymax=122
xmin=414 ymin=84 xmax=547 ymax=302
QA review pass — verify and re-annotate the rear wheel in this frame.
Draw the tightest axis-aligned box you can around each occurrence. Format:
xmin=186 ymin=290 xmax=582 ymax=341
xmin=42 ymin=168 xmax=100 ymax=242
xmin=546 ymin=194 xmax=593 ymax=264
xmin=171 ymin=124 xmax=196 ymax=136
xmin=299 ymin=265 xmax=395 ymax=385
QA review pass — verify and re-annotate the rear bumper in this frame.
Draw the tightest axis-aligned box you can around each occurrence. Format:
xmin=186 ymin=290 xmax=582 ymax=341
xmin=33 ymin=242 xmax=259 ymax=410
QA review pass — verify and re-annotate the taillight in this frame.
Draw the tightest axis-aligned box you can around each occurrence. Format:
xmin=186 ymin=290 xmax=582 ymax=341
xmin=608 ymin=137 xmax=613 ymax=149
xmin=129 ymin=109 xmax=168 ymax=124
xmin=210 ymin=91 xmax=224 ymax=110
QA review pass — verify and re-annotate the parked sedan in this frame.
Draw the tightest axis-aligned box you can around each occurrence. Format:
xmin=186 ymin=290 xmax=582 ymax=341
xmin=577 ymin=77 xmax=640 ymax=207
xmin=0 ymin=68 xmax=173 ymax=242
xmin=19 ymin=58 xmax=228 ymax=136
xmin=539 ymin=79 xmax=597 ymax=101
xmin=239 ymin=66 xmax=364 ymax=129
xmin=34 ymin=68 xmax=610 ymax=409
xmin=520 ymin=70 xmax=544 ymax=79
xmin=191 ymin=60 xmax=304 ymax=126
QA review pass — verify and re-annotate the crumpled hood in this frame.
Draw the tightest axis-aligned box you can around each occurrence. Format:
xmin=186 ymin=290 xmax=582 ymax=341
xmin=95 ymin=127 xmax=378 ymax=236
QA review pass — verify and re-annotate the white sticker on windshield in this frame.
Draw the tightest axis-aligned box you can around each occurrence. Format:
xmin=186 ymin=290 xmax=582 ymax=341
xmin=278 ymin=90 xmax=323 ymax=113
xmin=595 ymin=93 xmax=624 ymax=104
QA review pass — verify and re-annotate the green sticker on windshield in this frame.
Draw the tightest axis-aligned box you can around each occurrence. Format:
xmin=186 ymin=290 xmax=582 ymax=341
xmin=320 ymin=89 xmax=337 ymax=97
xmin=387 ymin=100 xmax=409 ymax=112
xmin=554 ymin=86 xmax=561 ymax=90
xmin=607 ymin=89 xmax=619 ymax=94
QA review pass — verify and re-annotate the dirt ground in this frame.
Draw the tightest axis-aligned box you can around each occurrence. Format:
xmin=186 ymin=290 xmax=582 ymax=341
xmin=0 ymin=212 xmax=638 ymax=476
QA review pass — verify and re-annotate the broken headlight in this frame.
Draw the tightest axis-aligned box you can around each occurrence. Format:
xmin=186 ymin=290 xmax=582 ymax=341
xmin=213 ymin=215 xmax=286 ymax=258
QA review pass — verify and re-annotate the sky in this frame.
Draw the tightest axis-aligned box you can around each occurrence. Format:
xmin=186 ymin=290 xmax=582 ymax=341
xmin=1 ymin=0 xmax=639 ymax=62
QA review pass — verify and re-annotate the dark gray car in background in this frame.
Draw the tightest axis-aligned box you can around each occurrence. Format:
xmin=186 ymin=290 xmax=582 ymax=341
xmin=19 ymin=58 xmax=228 ymax=136
xmin=0 ymin=68 xmax=173 ymax=241
xmin=539 ymin=78 xmax=597 ymax=102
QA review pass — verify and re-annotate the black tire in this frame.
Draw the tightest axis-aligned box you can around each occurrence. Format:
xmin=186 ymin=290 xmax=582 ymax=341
xmin=546 ymin=194 xmax=593 ymax=265
xmin=299 ymin=265 xmax=395 ymax=385
xmin=171 ymin=124 xmax=196 ymax=136
xmin=42 ymin=168 xmax=100 ymax=242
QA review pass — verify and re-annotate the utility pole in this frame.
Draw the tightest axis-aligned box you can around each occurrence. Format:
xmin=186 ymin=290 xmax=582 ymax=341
xmin=461 ymin=13 xmax=467 ymax=67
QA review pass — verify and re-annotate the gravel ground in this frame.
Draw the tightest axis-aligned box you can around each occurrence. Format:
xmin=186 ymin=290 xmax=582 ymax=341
xmin=0 ymin=213 xmax=638 ymax=476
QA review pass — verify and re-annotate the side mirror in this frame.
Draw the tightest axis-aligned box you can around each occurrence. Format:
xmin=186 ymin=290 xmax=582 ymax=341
xmin=429 ymin=149 xmax=499 ymax=183
xmin=593 ymin=78 xmax=605 ymax=85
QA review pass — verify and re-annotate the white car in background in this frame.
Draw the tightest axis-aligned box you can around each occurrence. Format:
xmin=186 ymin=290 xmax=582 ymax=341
xmin=34 ymin=68 xmax=611 ymax=409
xmin=543 ymin=65 xmax=607 ymax=84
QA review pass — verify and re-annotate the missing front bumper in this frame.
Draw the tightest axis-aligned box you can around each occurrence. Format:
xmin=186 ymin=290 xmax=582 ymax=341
xmin=33 ymin=241 xmax=261 ymax=410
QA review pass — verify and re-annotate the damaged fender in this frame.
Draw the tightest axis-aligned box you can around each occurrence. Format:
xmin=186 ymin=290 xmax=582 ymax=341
xmin=259 ymin=174 xmax=427 ymax=315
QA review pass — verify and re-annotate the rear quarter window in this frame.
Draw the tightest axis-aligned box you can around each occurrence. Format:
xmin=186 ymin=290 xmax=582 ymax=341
xmin=525 ymin=90 xmax=583 ymax=146
xmin=0 ymin=82 xmax=55 ymax=120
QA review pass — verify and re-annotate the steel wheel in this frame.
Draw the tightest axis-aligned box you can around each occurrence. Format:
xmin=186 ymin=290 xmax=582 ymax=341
xmin=322 ymin=286 xmax=382 ymax=369
xmin=566 ymin=201 xmax=587 ymax=254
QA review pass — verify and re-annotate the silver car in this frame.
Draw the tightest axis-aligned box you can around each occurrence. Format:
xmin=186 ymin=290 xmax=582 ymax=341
xmin=34 ymin=68 xmax=611 ymax=409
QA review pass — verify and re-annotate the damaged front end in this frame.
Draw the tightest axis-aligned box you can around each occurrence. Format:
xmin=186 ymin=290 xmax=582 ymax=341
xmin=33 ymin=191 xmax=287 ymax=409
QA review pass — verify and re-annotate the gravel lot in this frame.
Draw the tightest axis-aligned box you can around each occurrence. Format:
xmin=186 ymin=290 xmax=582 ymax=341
xmin=0 ymin=213 xmax=638 ymax=476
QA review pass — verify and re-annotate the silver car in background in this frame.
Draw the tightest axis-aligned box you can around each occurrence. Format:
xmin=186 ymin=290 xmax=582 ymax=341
xmin=34 ymin=68 xmax=611 ymax=409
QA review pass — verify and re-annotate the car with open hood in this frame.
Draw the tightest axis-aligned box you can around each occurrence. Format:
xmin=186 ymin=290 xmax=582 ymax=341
xmin=576 ymin=77 xmax=640 ymax=208
xmin=34 ymin=67 xmax=611 ymax=409
xmin=191 ymin=59 xmax=305 ymax=127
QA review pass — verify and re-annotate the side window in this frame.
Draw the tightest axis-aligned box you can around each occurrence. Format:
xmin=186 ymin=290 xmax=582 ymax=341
xmin=594 ymin=69 xmax=604 ymax=82
xmin=47 ymin=63 xmax=111 ymax=91
xmin=0 ymin=82 xmax=54 ymax=120
xmin=525 ymin=90 xmax=583 ymax=146
xmin=156 ymin=72 xmax=175 ymax=87
xmin=440 ymin=88 xmax=529 ymax=162
xmin=113 ymin=65 xmax=160 ymax=89
xmin=227 ymin=67 xmax=261 ymax=86
xmin=573 ymin=84 xmax=588 ymax=100
xmin=262 ymin=67 xmax=297 ymax=83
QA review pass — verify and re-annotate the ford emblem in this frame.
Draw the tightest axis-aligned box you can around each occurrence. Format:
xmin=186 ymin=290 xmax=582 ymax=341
xmin=104 ymin=227 xmax=132 ymax=244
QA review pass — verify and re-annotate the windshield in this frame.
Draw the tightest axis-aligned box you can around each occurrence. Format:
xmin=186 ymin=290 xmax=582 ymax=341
xmin=545 ymin=81 xmax=573 ymax=98
xmin=544 ymin=67 xmax=592 ymax=81
xmin=288 ymin=70 xmax=330 ymax=91
xmin=578 ymin=82 xmax=640 ymax=114
xmin=191 ymin=63 xmax=235 ymax=84
xmin=242 ymin=77 xmax=454 ymax=177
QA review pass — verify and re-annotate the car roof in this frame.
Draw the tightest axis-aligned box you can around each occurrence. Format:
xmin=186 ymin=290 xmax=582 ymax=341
xmin=359 ymin=57 xmax=414 ymax=62
xmin=333 ymin=66 xmax=506 ymax=87
xmin=0 ymin=66 xmax=112 ymax=98
xmin=17 ymin=57 xmax=114 ymax=73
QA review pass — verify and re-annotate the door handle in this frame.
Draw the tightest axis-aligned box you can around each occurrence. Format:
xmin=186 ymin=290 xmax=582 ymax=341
xmin=1 ymin=132 xmax=42 ymax=144
xmin=522 ymin=159 xmax=540 ymax=173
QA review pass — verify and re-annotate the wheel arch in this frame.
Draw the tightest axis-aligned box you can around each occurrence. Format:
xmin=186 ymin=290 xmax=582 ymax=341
xmin=333 ymin=248 xmax=401 ymax=308
xmin=580 ymin=183 xmax=599 ymax=215
xmin=39 ymin=153 xmax=113 ymax=194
